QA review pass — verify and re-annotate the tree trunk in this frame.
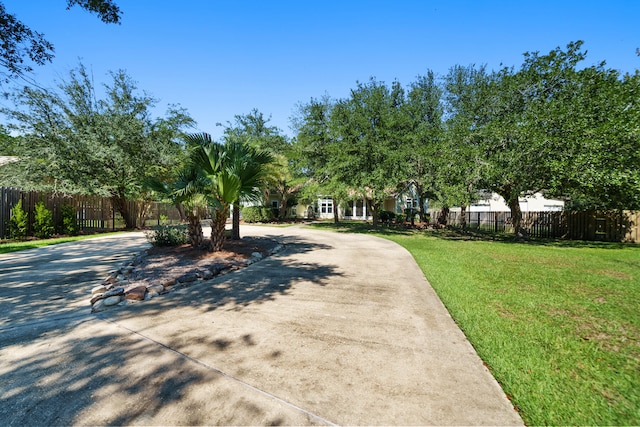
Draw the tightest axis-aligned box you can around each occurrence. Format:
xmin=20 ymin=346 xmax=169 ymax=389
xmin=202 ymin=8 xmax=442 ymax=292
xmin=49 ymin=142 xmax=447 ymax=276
xmin=187 ymin=213 xmax=204 ymax=248
xmin=137 ymin=201 xmax=152 ymax=228
xmin=111 ymin=193 xmax=136 ymax=229
xmin=210 ymin=205 xmax=229 ymax=252
xmin=176 ymin=203 xmax=186 ymax=222
xmin=332 ymin=197 xmax=339 ymax=224
xmin=231 ymin=204 xmax=241 ymax=240
xmin=437 ymin=206 xmax=449 ymax=227
xmin=367 ymin=199 xmax=379 ymax=227
xmin=507 ymin=196 xmax=526 ymax=238
xmin=460 ymin=204 xmax=467 ymax=230
xmin=415 ymin=183 xmax=426 ymax=223
xmin=278 ymin=198 xmax=288 ymax=220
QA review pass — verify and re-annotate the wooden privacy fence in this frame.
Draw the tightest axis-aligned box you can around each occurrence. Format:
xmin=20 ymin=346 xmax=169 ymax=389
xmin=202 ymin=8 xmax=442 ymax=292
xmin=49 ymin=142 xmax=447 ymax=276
xmin=432 ymin=209 xmax=640 ymax=243
xmin=0 ymin=187 xmax=182 ymax=240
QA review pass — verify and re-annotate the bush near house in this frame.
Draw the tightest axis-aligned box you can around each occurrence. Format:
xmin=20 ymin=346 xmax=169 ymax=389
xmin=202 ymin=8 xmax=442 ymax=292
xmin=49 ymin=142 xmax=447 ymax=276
xmin=242 ymin=206 xmax=273 ymax=223
xmin=378 ymin=210 xmax=395 ymax=224
xmin=145 ymin=224 xmax=188 ymax=246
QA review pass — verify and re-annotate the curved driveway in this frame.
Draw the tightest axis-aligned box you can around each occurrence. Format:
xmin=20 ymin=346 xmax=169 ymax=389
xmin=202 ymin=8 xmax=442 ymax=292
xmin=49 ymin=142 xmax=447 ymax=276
xmin=0 ymin=233 xmax=150 ymax=327
xmin=0 ymin=225 xmax=523 ymax=425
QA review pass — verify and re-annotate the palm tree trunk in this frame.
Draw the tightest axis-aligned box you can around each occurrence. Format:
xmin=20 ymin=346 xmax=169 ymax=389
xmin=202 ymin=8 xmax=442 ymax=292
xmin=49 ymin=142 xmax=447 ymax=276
xmin=210 ymin=205 xmax=229 ymax=251
xmin=187 ymin=213 xmax=203 ymax=248
xmin=231 ymin=204 xmax=241 ymax=240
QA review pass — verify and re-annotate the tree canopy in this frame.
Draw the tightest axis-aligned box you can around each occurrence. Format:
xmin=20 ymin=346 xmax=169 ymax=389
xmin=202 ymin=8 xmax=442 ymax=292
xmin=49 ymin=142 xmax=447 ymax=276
xmin=291 ymin=95 xmax=346 ymax=222
xmin=0 ymin=0 xmax=121 ymax=81
xmin=291 ymin=41 xmax=640 ymax=234
xmin=329 ymin=78 xmax=407 ymax=225
xmin=3 ymin=35 xmax=637 ymax=238
xmin=1 ymin=63 xmax=193 ymax=227
xmin=220 ymin=108 xmax=289 ymax=156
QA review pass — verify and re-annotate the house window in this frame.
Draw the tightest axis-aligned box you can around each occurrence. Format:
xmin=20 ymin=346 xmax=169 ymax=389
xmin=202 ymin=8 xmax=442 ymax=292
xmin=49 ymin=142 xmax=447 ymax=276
xmin=320 ymin=198 xmax=333 ymax=214
xmin=406 ymin=198 xmax=418 ymax=209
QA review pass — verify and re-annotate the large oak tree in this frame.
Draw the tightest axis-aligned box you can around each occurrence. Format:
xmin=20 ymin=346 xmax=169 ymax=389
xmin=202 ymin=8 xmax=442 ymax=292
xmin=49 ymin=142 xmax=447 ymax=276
xmin=330 ymin=78 xmax=405 ymax=226
xmin=1 ymin=63 xmax=194 ymax=228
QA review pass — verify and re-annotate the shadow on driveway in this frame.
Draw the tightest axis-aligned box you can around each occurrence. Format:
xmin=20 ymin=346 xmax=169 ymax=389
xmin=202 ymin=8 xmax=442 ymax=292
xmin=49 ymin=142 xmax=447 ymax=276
xmin=0 ymin=234 xmax=340 ymax=426
xmin=0 ymin=235 xmax=149 ymax=327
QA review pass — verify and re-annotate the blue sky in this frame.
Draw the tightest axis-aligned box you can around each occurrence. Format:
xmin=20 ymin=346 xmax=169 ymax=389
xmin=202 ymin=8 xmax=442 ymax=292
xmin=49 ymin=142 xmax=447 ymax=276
xmin=2 ymin=0 xmax=639 ymax=139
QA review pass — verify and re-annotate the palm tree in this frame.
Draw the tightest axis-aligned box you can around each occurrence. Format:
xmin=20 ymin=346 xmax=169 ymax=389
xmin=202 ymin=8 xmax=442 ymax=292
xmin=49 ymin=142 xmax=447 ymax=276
xmin=185 ymin=133 xmax=273 ymax=251
xmin=226 ymin=142 xmax=273 ymax=240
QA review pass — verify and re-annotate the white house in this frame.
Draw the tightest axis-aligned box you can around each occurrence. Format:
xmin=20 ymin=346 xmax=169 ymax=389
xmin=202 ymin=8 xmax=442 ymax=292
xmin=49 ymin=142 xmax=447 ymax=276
xmin=263 ymin=185 xmax=565 ymax=222
xmin=450 ymin=192 xmax=564 ymax=213
xmin=301 ymin=183 xmax=428 ymax=221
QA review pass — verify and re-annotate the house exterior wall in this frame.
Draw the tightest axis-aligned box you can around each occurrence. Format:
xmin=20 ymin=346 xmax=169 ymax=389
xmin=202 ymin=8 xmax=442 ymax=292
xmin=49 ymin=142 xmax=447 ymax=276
xmin=383 ymin=198 xmax=396 ymax=212
xmin=294 ymin=204 xmax=309 ymax=218
xmin=243 ymin=187 xmax=562 ymax=221
xmin=450 ymin=192 xmax=564 ymax=213
xmin=312 ymin=183 xmax=427 ymax=221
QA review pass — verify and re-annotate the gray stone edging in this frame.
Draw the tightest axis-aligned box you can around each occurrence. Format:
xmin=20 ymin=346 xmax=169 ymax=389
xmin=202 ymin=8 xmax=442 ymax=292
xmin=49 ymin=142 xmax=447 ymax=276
xmin=90 ymin=242 xmax=284 ymax=313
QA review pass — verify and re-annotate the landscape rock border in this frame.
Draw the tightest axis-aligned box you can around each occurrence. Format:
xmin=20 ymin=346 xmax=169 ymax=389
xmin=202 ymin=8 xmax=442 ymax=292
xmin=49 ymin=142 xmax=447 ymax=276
xmin=90 ymin=239 xmax=284 ymax=313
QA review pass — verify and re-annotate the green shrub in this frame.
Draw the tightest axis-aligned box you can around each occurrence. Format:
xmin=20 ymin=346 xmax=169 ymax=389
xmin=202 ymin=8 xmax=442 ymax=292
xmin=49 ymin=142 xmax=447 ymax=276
xmin=146 ymin=224 xmax=188 ymax=246
xmin=60 ymin=204 xmax=79 ymax=236
xmin=242 ymin=206 xmax=273 ymax=223
xmin=395 ymin=213 xmax=406 ymax=224
xmin=8 ymin=200 xmax=28 ymax=240
xmin=33 ymin=200 xmax=55 ymax=239
xmin=379 ymin=210 xmax=395 ymax=223
xmin=404 ymin=208 xmax=419 ymax=224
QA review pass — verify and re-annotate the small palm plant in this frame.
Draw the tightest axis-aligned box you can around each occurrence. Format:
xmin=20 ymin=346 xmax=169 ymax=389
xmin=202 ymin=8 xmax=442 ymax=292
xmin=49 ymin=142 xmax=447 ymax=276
xmin=145 ymin=168 xmax=208 ymax=248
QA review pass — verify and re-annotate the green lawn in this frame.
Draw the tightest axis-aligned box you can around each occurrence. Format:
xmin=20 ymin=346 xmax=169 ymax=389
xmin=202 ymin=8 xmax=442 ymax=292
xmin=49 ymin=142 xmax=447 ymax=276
xmin=310 ymin=222 xmax=640 ymax=425
xmin=0 ymin=231 xmax=130 ymax=254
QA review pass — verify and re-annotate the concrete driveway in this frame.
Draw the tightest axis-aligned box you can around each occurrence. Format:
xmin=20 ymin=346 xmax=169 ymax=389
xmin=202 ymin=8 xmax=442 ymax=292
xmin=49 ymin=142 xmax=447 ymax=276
xmin=0 ymin=225 xmax=523 ymax=425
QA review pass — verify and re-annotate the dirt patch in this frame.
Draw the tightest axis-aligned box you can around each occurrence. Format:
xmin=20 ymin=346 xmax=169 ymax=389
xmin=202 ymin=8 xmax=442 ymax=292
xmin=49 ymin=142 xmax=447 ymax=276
xmin=126 ymin=237 xmax=281 ymax=289
xmin=587 ymin=269 xmax=633 ymax=280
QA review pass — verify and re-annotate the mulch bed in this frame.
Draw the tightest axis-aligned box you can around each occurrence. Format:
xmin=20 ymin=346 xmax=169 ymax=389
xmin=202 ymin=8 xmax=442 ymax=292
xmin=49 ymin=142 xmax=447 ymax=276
xmin=126 ymin=237 xmax=280 ymax=288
